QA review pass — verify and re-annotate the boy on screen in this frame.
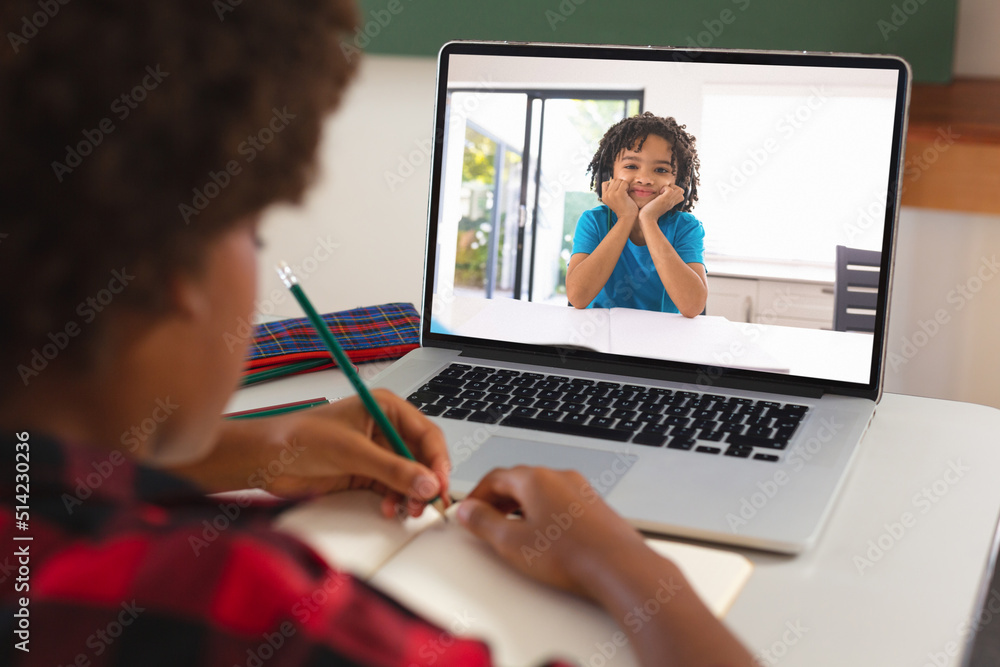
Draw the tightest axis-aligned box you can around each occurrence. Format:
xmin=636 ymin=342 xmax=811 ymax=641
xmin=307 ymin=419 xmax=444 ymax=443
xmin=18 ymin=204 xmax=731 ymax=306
xmin=566 ymin=112 xmax=708 ymax=317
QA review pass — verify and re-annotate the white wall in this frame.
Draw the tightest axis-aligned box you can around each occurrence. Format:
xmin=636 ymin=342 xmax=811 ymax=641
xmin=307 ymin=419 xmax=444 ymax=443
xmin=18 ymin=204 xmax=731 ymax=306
xmin=954 ymin=0 xmax=1000 ymax=77
xmin=257 ymin=56 xmax=437 ymax=316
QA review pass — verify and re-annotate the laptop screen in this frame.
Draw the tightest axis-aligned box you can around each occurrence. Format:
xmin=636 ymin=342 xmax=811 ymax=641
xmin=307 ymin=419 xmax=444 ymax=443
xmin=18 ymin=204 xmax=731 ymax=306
xmin=423 ymin=42 xmax=908 ymax=398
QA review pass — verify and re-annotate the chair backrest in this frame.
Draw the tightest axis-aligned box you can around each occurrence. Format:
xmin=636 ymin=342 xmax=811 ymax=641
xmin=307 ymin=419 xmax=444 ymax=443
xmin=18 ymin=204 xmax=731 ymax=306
xmin=833 ymin=245 xmax=882 ymax=333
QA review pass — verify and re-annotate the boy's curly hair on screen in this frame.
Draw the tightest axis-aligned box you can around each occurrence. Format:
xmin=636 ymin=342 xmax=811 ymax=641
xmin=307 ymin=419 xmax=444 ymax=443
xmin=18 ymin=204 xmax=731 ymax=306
xmin=587 ymin=111 xmax=701 ymax=213
xmin=0 ymin=0 xmax=358 ymax=388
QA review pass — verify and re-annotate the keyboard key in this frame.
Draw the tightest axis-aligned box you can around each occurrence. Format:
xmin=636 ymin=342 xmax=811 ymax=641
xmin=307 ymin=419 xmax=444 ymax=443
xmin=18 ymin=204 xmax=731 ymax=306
xmin=535 ymin=399 xmax=560 ymax=410
xmin=698 ymin=429 xmax=725 ymax=441
xmin=437 ymin=396 xmax=464 ymax=407
xmin=597 ymin=381 xmax=621 ymax=388
xmin=587 ymin=395 xmax=614 ymax=407
xmin=611 ymin=409 xmax=637 ymax=421
xmin=443 ymin=407 xmax=471 ymax=419
xmin=408 ymin=390 xmax=439 ymax=404
xmin=537 ymin=410 xmax=563 ymax=421
xmin=616 ymin=420 xmax=643 ymax=433
xmin=724 ymin=446 xmax=753 ymax=458
xmin=585 ymin=406 xmax=610 ymax=417
xmin=632 ymin=432 xmax=667 ymax=447
xmin=419 ymin=404 xmax=446 ymax=416
xmin=663 ymin=416 xmax=691 ymax=427
xmin=460 ymin=390 xmax=485 ymax=399
xmin=422 ymin=383 xmax=461 ymax=397
xmin=561 ymin=402 xmax=586 ymax=413
xmin=533 ymin=381 xmax=562 ymax=391
xmin=513 ymin=387 xmax=538 ymax=397
xmin=642 ymin=422 xmax=669 ymax=434
xmin=440 ymin=367 xmax=466 ymax=378
xmin=467 ymin=410 xmax=501 ymax=424
xmin=513 ymin=407 xmax=538 ymax=417
xmin=430 ymin=376 xmax=465 ymax=388
xmin=727 ymin=434 xmax=788 ymax=450
xmin=564 ymin=413 xmax=589 ymax=424
xmin=695 ymin=446 xmax=722 ymax=455
xmin=465 ymin=381 xmax=491 ymax=391
xmin=500 ymin=415 xmax=631 ymax=442
xmin=509 ymin=396 xmax=534 ymax=407
xmin=591 ymin=416 xmax=616 ymax=428
xmin=667 ymin=437 xmax=696 ymax=450
xmin=537 ymin=390 xmax=564 ymax=400
xmin=463 ymin=400 xmax=489 ymax=411
xmin=608 ymin=389 xmax=634 ymax=400
xmin=754 ymin=453 xmax=780 ymax=462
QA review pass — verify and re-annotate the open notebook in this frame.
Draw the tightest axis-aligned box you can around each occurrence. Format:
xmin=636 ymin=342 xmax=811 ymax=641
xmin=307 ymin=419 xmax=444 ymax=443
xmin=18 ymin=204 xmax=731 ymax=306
xmin=444 ymin=296 xmax=789 ymax=373
xmin=275 ymin=490 xmax=753 ymax=667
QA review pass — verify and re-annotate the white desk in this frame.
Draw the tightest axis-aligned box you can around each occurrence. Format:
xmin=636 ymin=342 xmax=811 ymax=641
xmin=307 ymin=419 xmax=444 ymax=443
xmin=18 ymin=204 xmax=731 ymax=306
xmin=230 ymin=370 xmax=1000 ymax=666
xmin=432 ymin=294 xmax=874 ymax=384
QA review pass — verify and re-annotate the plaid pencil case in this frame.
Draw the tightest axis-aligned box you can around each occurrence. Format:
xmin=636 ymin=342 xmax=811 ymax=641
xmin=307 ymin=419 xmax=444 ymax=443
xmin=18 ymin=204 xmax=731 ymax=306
xmin=241 ymin=302 xmax=420 ymax=386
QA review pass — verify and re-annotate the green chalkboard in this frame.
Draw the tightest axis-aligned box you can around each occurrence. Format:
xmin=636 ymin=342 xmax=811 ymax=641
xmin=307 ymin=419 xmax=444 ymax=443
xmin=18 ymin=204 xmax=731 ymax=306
xmin=349 ymin=0 xmax=957 ymax=82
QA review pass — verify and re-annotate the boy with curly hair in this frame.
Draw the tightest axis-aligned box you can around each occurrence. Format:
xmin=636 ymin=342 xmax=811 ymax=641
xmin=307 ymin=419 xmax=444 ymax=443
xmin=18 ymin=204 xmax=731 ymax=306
xmin=0 ymin=4 xmax=750 ymax=665
xmin=567 ymin=112 xmax=708 ymax=317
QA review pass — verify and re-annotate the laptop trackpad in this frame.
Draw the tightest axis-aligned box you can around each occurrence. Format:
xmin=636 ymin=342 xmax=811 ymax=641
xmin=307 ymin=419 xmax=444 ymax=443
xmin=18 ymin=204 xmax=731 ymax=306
xmin=452 ymin=436 xmax=634 ymax=498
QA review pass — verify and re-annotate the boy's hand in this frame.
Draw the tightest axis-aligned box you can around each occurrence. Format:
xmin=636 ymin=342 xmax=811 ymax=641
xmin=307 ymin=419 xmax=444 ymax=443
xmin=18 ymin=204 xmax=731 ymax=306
xmin=638 ymin=183 xmax=685 ymax=227
xmin=602 ymin=177 xmax=639 ymax=226
xmin=457 ymin=466 xmax=652 ymax=599
xmin=173 ymin=389 xmax=451 ymax=519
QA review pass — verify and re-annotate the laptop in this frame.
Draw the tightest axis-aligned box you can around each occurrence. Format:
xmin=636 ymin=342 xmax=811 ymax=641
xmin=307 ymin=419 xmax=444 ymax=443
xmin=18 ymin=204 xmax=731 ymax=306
xmin=371 ymin=41 xmax=910 ymax=554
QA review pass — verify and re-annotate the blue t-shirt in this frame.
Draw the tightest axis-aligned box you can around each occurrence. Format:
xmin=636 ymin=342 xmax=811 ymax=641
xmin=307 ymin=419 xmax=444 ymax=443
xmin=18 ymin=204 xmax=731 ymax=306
xmin=571 ymin=204 xmax=706 ymax=312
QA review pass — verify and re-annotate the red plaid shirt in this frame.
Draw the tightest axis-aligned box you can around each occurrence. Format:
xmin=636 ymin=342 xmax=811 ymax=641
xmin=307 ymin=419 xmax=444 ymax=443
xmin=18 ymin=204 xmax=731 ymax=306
xmin=1 ymin=434 xmax=572 ymax=666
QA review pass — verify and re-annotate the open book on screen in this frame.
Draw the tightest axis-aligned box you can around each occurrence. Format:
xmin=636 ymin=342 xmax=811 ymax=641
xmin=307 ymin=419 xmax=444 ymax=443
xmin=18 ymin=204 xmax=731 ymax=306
xmin=275 ymin=490 xmax=753 ymax=667
xmin=445 ymin=296 xmax=790 ymax=374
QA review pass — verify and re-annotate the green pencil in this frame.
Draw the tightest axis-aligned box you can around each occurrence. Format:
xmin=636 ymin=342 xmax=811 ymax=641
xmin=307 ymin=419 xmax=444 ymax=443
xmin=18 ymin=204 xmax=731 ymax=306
xmin=276 ymin=262 xmax=448 ymax=520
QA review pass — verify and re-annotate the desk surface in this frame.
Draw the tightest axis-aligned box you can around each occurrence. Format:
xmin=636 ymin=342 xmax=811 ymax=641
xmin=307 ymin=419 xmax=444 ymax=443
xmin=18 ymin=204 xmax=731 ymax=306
xmin=230 ymin=369 xmax=1000 ymax=667
xmin=433 ymin=294 xmax=874 ymax=385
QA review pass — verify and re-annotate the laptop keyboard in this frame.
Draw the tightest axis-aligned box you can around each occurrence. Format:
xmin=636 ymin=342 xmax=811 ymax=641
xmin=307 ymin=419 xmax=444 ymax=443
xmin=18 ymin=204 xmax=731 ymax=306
xmin=406 ymin=363 xmax=810 ymax=462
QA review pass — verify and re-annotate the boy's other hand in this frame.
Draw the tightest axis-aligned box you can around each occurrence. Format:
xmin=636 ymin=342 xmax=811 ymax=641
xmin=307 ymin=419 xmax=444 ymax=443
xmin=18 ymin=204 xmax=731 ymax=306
xmin=638 ymin=183 xmax=685 ymax=226
xmin=177 ymin=389 xmax=451 ymax=518
xmin=456 ymin=466 xmax=653 ymax=600
xmin=602 ymin=178 xmax=639 ymax=225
